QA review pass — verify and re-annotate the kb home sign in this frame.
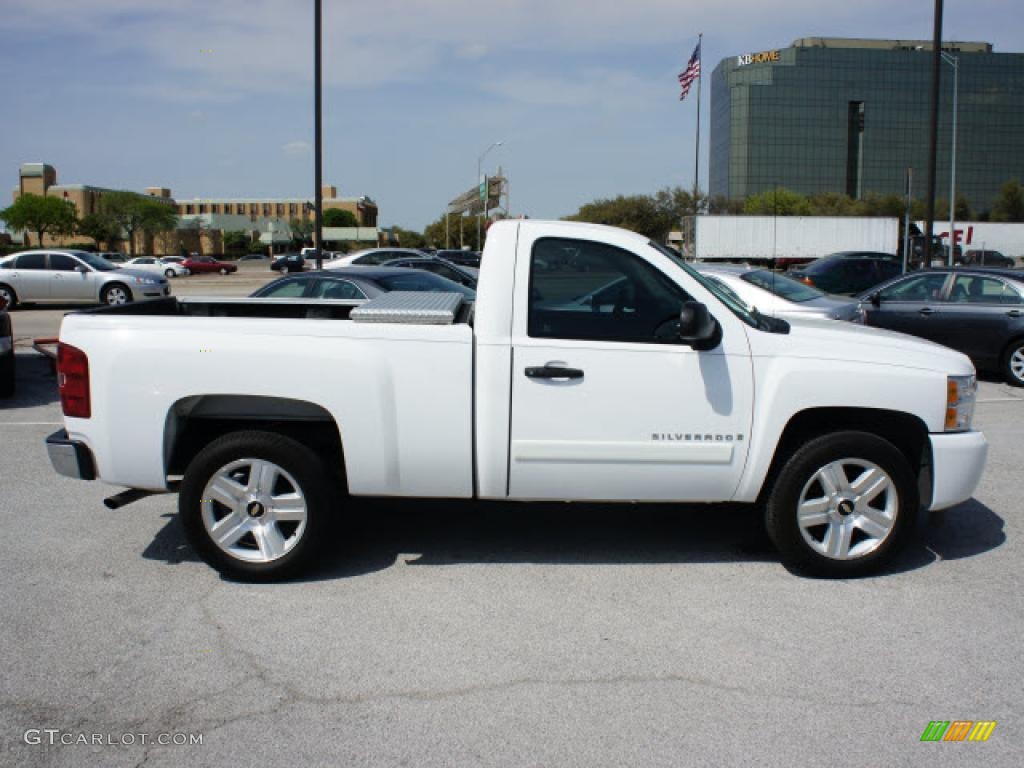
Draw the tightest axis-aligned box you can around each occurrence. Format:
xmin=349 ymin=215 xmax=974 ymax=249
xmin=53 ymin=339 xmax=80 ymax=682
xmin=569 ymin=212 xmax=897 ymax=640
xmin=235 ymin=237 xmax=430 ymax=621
xmin=737 ymin=49 xmax=780 ymax=66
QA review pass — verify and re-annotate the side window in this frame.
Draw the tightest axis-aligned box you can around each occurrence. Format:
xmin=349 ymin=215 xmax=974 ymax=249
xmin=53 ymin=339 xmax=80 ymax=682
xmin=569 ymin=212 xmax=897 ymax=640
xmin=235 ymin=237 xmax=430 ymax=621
xmin=261 ymin=279 xmax=308 ymax=298
xmin=528 ymin=237 xmax=690 ymax=343
xmin=354 ymin=251 xmax=392 ymax=266
xmin=879 ymin=273 xmax=947 ymax=302
xmin=949 ymin=275 xmax=1022 ymax=304
xmin=312 ymin=280 xmax=365 ymax=300
xmin=16 ymin=253 xmax=47 ymax=270
xmin=49 ymin=254 xmax=81 ymax=272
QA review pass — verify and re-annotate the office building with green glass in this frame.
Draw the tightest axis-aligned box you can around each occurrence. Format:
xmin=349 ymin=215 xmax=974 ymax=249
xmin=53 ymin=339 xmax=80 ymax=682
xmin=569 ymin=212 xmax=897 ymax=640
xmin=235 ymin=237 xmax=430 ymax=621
xmin=709 ymin=38 xmax=1024 ymax=214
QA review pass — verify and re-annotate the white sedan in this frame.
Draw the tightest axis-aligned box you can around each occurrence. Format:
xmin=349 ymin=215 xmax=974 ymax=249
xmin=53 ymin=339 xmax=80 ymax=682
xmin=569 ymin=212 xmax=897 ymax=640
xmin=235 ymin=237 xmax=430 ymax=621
xmin=124 ymin=257 xmax=190 ymax=278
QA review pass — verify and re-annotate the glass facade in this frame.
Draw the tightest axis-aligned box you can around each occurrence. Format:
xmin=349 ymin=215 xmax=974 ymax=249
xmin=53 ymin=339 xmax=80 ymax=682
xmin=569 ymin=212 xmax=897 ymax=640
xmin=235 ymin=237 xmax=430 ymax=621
xmin=709 ymin=41 xmax=1024 ymax=214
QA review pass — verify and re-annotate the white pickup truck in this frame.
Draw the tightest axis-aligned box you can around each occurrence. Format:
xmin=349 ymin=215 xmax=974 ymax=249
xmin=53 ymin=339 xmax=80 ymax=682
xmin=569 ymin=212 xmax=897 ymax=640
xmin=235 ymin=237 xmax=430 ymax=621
xmin=46 ymin=220 xmax=988 ymax=580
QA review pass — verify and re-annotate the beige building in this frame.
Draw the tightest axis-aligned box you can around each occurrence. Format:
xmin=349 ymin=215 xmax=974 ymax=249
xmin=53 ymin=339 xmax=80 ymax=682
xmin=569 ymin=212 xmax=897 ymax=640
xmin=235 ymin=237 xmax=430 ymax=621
xmin=9 ymin=163 xmax=380 ymax=254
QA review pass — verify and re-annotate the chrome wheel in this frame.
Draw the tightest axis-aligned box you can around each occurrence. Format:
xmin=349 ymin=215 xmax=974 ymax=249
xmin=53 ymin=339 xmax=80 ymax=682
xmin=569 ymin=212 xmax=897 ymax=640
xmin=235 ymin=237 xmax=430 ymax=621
xmin=796 ymin=459 xmax=898 ymax=560
xmin=200 ymin=458 xmax=307 ymax=563
xmin=1010 ymin=346 xmax=1024 ymax=384
xmin=0 ymin=285 xmax=14 ymax=309
xmin=104 ymin=286 xmax=129 ymax=305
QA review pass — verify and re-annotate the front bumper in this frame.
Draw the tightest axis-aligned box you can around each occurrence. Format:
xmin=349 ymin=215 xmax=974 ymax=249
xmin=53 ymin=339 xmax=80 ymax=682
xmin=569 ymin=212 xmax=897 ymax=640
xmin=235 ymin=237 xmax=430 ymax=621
xmin=46 ymin=429 xmax=96 ymax=480
xmin=928 ymin=431 xmax=988 ymax=511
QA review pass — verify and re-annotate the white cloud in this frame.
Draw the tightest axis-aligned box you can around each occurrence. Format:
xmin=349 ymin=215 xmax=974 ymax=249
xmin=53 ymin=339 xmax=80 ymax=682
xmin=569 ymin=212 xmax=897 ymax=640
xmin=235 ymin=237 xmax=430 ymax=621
xmin=282 ymin=141 xmax=311 ymax=156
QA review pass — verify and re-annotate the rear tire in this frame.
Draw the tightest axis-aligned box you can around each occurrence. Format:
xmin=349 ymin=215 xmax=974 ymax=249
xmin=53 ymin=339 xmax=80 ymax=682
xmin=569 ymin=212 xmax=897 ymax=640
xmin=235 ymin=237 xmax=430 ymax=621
xmin=0 ymin=284 xmax=16 ymax=310
xmin=765 ymin=431 xmax=918 ymax=577
xmin=164 ymin=268 xmax=175 ymax=278
xmin=219 ymin=267 xmax=229 ymax=275
xmin=1003 ymin=339 xmax=1024 ymax=387
xmin=179 ymin=430 xmax=334 ymax=581
xmin=101 ymin=283 xmax=132 ymax=305
xmin=0 ymin=347 xmax=14 ymax=398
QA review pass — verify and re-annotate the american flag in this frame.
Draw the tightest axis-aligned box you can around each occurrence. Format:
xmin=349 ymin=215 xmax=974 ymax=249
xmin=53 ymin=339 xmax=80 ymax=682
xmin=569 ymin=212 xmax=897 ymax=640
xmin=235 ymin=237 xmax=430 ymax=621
xmin=678 ymin=41 xmax=701 ymax=101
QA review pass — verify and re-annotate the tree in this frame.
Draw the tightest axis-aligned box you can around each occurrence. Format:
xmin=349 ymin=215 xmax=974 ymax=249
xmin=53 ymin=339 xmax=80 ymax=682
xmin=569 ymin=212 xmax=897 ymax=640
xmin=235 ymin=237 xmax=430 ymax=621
xmin=991 ymin=179 xmax=1024 ymax=222
xmin=222 ymin=230 xmax=251 ymax=255
xmin=0 ymin=193 xmax=77 ymax=248
xmin=290 ymin=217 xmax=314 ymax=248
xmin=564 ymin=194 xmax=673 ymax=240
xmin=77 ymin=212 xmax=122 ymax=250
xmin=424 ymin=213 xmax=486 ymax=249
xmin=806 ymin=192 xmax=860 ymax=216
xmin=742 ymin=188 xmax=812 ymax=216
xmin=322 ymin=208 xmax=359 ymax=227
xmin=139 ymin=199 xmax=178 ymax=245
xmin=101 ymin=191 xmax=177 ymax=256
xmin=707 ymin=195 xmax=745 ymax=215
xmin=391 ymin=225 xmax=426 ymax=249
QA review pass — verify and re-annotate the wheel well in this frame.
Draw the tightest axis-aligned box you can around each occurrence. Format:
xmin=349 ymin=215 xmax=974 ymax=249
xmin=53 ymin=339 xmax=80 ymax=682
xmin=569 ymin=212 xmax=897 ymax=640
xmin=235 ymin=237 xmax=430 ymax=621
xmin=762 ymin=407 xmax=930 ymax=501
xmin=164 ymin=395 xmax=345 ymax=484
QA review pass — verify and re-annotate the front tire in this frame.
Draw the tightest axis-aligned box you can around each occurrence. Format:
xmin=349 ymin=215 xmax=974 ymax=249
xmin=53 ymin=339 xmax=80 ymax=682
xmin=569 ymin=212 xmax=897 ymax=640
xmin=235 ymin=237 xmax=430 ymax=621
xmin=0 ymin=284 xmax=17 ymax=310
xmin=1003 ymin=339 xmax=1024 ymax=387
xmin=765 ymin=431 xmax=918 ymax=577
xmin=101 ymin=283 xmax=132 ymax=305
xmin=179 ymin=431 xmax=333 ymax=581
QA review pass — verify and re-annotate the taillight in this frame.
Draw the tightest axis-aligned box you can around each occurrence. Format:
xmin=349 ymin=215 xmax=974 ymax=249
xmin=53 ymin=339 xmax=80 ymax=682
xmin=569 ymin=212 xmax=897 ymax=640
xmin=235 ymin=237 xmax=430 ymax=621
xmin=57 ymin=342 xmax=91 ymax=418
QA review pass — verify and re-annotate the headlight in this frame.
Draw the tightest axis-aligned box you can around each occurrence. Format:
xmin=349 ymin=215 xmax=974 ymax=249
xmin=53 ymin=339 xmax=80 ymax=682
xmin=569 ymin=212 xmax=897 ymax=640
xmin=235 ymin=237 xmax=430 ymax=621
xmin=133 ymin=277 xmax=158 ymax=285
xmin=945 ymin=375 xmax=977 ymax=432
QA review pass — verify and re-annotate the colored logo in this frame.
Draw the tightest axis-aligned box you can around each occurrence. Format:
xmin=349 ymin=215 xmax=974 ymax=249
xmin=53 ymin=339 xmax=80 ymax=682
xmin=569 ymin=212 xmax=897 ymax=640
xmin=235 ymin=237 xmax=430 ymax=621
xmin=920 ymin=721 xmax=997 ymax=742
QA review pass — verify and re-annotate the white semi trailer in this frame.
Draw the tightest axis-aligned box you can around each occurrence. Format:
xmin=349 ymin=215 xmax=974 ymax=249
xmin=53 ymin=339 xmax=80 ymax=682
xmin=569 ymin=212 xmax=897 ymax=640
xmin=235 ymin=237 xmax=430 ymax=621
xmin=678 ymin=216 xmax=899 ymax=268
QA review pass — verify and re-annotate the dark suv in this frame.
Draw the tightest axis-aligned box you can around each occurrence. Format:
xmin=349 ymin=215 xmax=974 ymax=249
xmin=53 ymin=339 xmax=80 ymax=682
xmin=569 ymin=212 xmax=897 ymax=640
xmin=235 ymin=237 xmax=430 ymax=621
xmin=961 ymin=249 xmax=1015 ymax=268
xmin=788 ymin=252 xmax=901 ymax=295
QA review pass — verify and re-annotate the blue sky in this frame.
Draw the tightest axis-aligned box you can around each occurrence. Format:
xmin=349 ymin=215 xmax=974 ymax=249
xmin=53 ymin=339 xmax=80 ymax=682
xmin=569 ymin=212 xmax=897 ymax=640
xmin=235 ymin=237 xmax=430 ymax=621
xmin=1 ymin=1 xmax=1020 ymax=230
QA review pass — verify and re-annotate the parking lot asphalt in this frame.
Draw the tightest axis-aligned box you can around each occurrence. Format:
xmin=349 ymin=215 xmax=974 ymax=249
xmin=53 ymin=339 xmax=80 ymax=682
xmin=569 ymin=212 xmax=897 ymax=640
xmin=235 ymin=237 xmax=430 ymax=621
xmin=1 ymin=315 xmax=1023 ymax=766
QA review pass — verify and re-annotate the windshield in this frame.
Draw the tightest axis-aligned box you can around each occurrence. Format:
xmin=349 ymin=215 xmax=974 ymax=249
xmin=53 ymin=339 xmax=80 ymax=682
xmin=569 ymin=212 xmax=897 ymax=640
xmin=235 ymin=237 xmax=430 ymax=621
xmin=647 ymin=241 xmax=761 ymax=328
xmin=741 ymin=269 xmax=824 ymax=302
xmin=75 ymin=252 xmax=117 ymax=271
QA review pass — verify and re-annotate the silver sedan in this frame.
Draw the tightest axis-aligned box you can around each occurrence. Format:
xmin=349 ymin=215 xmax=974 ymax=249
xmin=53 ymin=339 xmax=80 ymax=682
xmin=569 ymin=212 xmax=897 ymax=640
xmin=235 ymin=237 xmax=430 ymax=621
xmin=695 ymin=263 xmax=864 ymax=322
xmin=0 ymin=250 xmax=171 ymax=308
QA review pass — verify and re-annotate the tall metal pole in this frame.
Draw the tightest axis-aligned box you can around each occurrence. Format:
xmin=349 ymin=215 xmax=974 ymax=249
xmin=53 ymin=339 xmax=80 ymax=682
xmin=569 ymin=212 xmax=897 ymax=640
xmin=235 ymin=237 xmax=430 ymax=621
xmin=923 ymin=0 xmax=943 ymax=268
xmin=313 ymin=0 xmax=323 ymax=270
xmin=476 ymin=141 xmax=503 ymax=251
xmin=693 ymin=32 xmax=703 ymax=207
xmin=903 ymin=168 xmax=912 ymax=274
xmin=942 ymin=52 xmax=959 ymax=267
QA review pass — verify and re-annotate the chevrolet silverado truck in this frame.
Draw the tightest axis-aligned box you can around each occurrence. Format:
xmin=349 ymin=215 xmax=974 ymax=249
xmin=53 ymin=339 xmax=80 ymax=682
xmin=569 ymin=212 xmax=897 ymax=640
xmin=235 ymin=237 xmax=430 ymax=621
xmin=45 ymin=220 xmax=988 ymax=580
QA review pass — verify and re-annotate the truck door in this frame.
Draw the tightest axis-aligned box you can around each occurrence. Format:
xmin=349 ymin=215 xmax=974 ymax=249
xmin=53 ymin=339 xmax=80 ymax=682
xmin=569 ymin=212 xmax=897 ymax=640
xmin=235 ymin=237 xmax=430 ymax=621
xmin=508 ymin=233 xmax=754 ymax=502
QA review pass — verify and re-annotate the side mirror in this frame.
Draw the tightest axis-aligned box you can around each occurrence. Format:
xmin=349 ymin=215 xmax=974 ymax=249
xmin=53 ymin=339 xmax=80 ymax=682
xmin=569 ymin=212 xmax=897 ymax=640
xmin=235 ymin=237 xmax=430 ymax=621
xmin=678 ymin=301 xmax=720 ymax=351
xmin=869 ymin=292 xmax=881 ymax=307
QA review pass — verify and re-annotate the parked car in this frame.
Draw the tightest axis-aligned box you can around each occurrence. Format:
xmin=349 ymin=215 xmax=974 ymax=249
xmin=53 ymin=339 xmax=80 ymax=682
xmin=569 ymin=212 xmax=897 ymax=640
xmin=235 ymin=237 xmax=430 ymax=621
xmin=788 ymin=252 xmax=902 ymax=295
xmin=961 ymin=249 xmax=1015 ymax=268
xmin=859 ymin=267 xmax=1024 ymax=386
xmin=46 ymin=220 xmax=987 ymax=581
xmin=270 ymin=253 xmax=306 ymax=273
xmin=696 ymin=264 xmax=863 ymax=322
xmin=239 ymin=253 xmax=269 ymax=262
xmin=182 ymin=256 xmax=237 ymax=275
xmin=326 ymin=247 xmax=428 ymax=268
xmin=0 ymin=293 xmax=13 ymax=397
xmin=96 ymin=252 xmax=128 ymax=265
xmin=251 ymin=266 xmax=477 ymax=301
xmin=381 ymin=256 xmax=478 ymax=289
xmin=0 ymin=249 xmax=170 ymax=307
xmin=124 ymin=256 xmax=189 ymax=278
xmin=435 ymin=249 xmax=481 ymax=268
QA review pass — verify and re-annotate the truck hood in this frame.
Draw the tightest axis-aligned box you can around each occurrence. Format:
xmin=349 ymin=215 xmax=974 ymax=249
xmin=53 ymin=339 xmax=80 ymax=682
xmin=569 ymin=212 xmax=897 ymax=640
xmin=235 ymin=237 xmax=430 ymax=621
xmin=748 ymin=315 xmax=975 ymax=376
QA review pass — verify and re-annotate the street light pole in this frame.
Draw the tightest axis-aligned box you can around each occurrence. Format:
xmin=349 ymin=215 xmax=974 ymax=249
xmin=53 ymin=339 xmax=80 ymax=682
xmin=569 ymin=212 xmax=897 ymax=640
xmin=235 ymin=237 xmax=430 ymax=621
xmin=923 ymin=0 xmax=943 ymax=269
xmin=476 ymin=141 xmax=503 ymax=250
xmin=313 ymin=0 xmax=323 ymax=270
xmin=941 ymin=51 xmax=959 ymax=266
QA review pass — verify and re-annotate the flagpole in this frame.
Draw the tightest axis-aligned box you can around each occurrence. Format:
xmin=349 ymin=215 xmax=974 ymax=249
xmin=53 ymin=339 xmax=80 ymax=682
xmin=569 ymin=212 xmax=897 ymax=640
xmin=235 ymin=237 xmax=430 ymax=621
xmin=693 ymin=32 xmax=703 ymax=208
